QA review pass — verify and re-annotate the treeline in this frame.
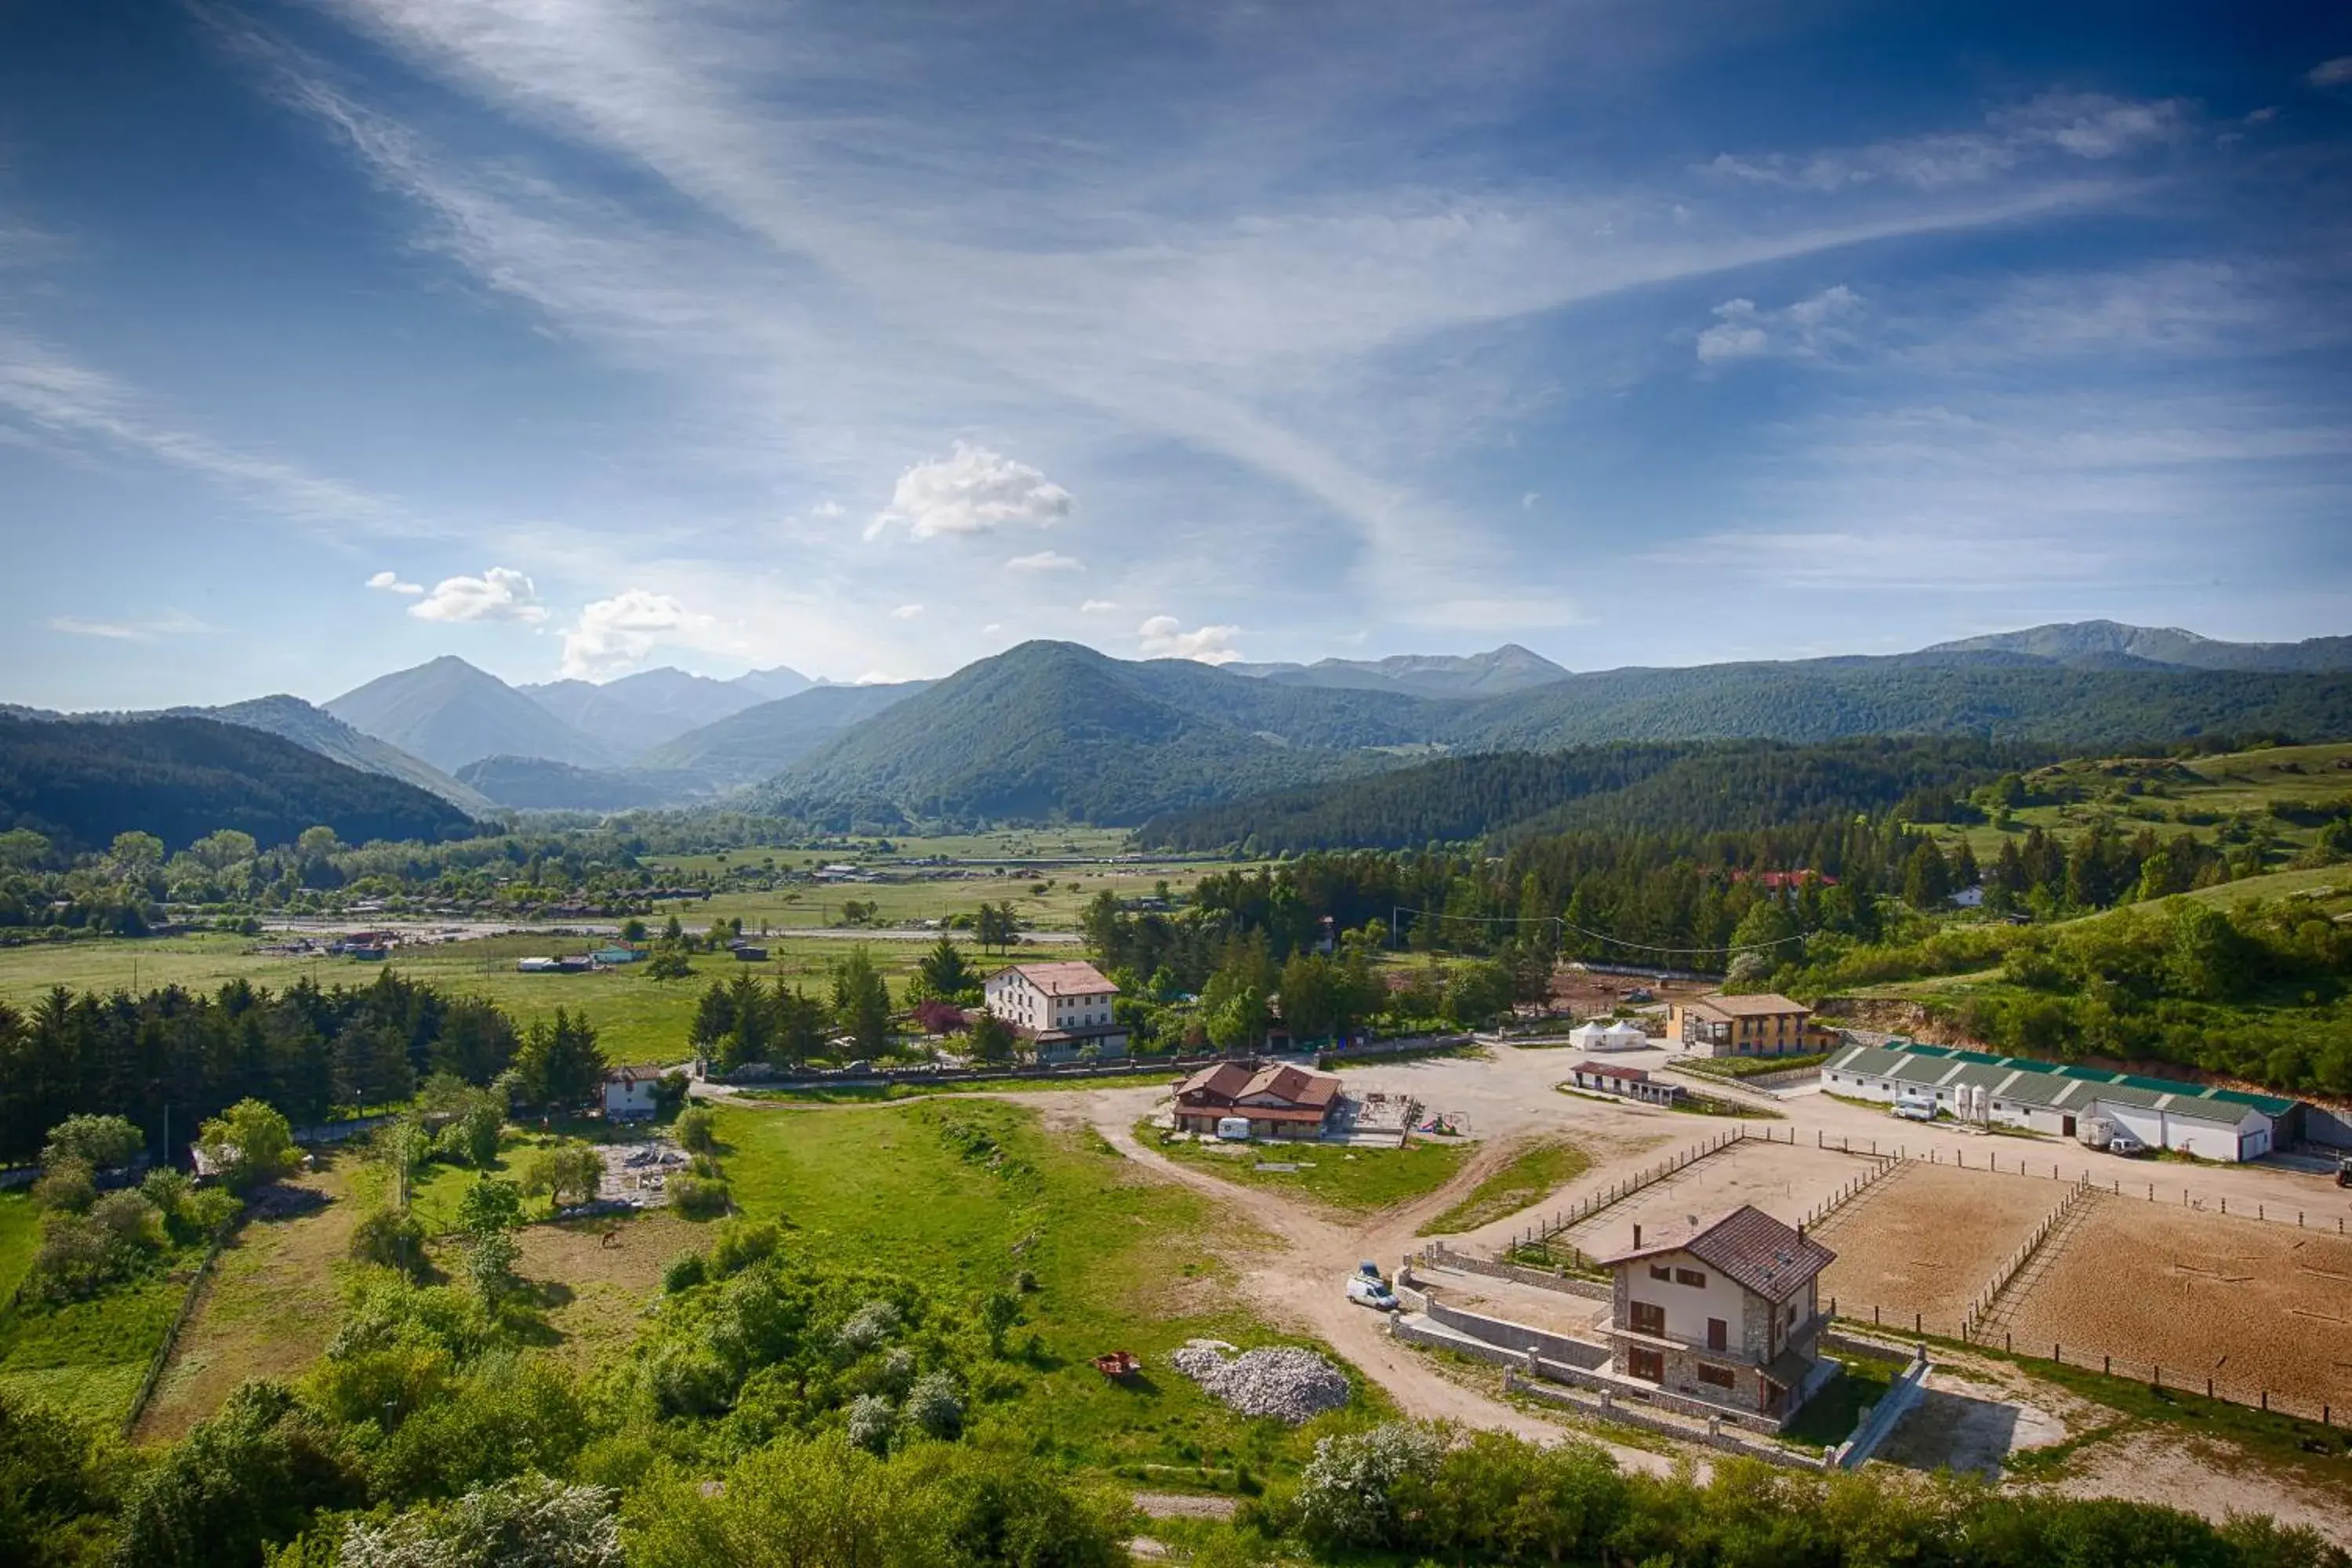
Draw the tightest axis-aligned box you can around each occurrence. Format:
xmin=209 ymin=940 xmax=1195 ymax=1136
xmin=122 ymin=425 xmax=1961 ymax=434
xmin=0 ymin=972 xmax=606 ymax=1165
xmin=1781 ymin=896 xmax=2352 ymax=1094
xmin=1142 ymin=736 xmax=2058 ymax=852
xmin=0 ymin=714 xmax=476 ymax=855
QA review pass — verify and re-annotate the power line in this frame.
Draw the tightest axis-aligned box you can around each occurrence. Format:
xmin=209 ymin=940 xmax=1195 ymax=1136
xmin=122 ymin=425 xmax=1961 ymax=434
xmin=1388 ymin=905 xmax=1810 ymax=958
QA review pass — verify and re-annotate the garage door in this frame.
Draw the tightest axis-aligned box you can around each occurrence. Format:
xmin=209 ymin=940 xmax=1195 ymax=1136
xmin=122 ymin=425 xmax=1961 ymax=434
xmin=2238 ymin=1124 xmax=2271 ymax=1161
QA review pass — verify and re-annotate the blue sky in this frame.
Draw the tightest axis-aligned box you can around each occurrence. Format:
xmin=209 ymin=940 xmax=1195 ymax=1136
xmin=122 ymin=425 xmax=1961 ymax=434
xmin=3 ymin=1 xmax=2348 ymax=708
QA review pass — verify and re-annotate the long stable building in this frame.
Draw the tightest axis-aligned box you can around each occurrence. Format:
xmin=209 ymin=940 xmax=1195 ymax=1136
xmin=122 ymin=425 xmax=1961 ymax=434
xmin=1824 ymin=1038 xmax=2298 ymax=1162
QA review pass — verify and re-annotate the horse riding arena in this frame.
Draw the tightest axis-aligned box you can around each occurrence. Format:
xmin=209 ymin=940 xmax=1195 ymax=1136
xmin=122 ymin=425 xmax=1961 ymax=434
xmin=1996 ymin=1198 xmax=2352 ymax=1412
xmin=1813 ymin=1161 xmax=2060 ymax=1327
xmin=1557 ymin=1137 xmax=1869 ymax=1256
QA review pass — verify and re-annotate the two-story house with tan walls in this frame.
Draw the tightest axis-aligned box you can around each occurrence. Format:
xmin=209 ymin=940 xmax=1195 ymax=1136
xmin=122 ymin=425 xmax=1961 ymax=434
xmin=1668 ymin=993 xmax=1827 ymax=1058
xmin=1593 ymin=1205 xmax=1836 ymax=1425
xmin=983 ymin=960 xmax=1128 ymax=1062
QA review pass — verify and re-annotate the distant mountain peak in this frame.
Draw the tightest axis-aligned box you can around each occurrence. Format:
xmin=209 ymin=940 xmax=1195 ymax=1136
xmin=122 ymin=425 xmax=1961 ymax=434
xmin=1922 ymin=621 xmax=2352 ymax=673
xmin=1225 ymin=643 xmax=1570 ymax=699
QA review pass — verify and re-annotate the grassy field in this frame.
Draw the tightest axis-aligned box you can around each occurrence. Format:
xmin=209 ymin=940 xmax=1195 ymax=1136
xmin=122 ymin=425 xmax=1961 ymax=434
xmin=1416 ymin=1141 xmax=1589 ymax=1236
xmin=1138 ymin=1121 xmax=1474 ymax=1217
xmin=742 ymin=1070 xmax=1185 ymax=1104
xmin=0 ymin=1252 xmax=193 ymax=1425
xmin=0 ymin=1191 xmax=37 ymax=1305
xmin=1932 ymin=742 xmax=2352 ymax=870
xmin=710 ymin=1098 xmax=1391 ymax=1479
xmin=0 ymin=931 xmax=994 ymax=1071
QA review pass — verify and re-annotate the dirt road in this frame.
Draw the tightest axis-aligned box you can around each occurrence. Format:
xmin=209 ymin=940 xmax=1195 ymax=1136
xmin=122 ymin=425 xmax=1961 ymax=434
xmin=1087 ymin=1099 xmax=1683 ymax=1475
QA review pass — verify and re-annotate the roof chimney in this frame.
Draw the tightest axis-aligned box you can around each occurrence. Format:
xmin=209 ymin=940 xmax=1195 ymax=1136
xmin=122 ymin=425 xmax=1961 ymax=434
xmin=1632 ymin=1222 xmax=1642 ymax=1247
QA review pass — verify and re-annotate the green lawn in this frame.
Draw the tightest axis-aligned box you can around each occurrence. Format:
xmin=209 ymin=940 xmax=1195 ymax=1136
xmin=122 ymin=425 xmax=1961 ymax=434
xmin=1416 ymin=1141 xmax=1590 ymax=1236
xmin=0 ymin=1191 xmax=38 ymax=1305
xmin=742 ymin=1070 xmax=1182 ymax=1104
xmin=1138 ymin=1120 xmax=1474 ymax=1217
xmin=1675 ymin=1051 xmax=1831 ymax=1080
xmin=0 ymin=1254 xmax=194 ymax=1425
xmin=709 ymin=1099 xmax=1391 ymax=1479
xmin=1783 ymin=1352 xmax=1899 ymax=1449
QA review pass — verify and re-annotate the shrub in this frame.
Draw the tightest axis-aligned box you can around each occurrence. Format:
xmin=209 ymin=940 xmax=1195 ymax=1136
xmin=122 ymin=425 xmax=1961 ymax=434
xmin=140 ymin=1167 xmax=191 ymax=1221
xmin=836 ymin=1300 xmax=900 ymax=1355
xmin=339 ymin=1475 xmax=621 ymax=1568
xmin=673 ymin=1107 xmax=717 ymax=1154
xmin=42 ymin=1113 xmax=143 ymax=1174
xmin=669 ymin=1176 xmax=731 ymax=1221
xmin=27 ymin=1216 xmax=114 ymax=1301
xmin=900 ymin=1371 xmax=963 ymax=1441
xmin=87 ymin=1191 xmax=165 ymax=1258
xmin=1294 ymin=1422 xmax=1446 ymax=1551
xmin=31 ymin=1160 xmax=96 ymax=1217
xmin=661 ymin=1252 xmax=708 ymax=1294
xmin=349 ymin=1208 xmax=429 ymax=1276
xmin=709 ymin=1220 xmax=780 ymax=1278
xmin=195 ymin=1099 xmax=298 ymax=1192
xmin=845 ymin=1395 xmax=895 ymax=1454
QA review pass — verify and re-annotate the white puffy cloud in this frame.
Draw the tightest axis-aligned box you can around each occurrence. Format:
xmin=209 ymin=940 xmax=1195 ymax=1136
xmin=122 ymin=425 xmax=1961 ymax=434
xmin=1080 ymin=599 xmax=1119 ymax=613
xmin=866 ymin=442 xmax=1073 ymax=540
xmin=2311 ymin=56 xmax=2352 ymax=88
xmin=1697 ymin=285 xmax=1863 ymax=364
xmin=1006 ymin=550 xmax=1083 ymax=572
xmin=408 ymin=568 xmax=546 ymax=623
xmin=557 ymin=588 xmax=720 ymax=677
xmin=1137 ymin=615 xmax=1243 ymax=664
xmin=366 ymin=569 xmax=422 ymax=595
xmin=891 ymin=602 xmax=925 ymax=619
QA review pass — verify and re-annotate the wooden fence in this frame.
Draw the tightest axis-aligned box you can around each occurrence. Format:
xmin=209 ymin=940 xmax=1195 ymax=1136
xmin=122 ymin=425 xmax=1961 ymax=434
xmin=1511 ymin=1126 xmax=1755 ymax=1257
xmin=1958 ymin=1173 xmax=2095 ymax=1340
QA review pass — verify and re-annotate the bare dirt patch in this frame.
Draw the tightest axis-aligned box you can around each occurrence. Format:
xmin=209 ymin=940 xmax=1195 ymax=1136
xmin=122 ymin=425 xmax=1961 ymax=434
xmin=515 ymin=1210 xmax=702 ymax=1369
xmin=2002 ymin=1199 xmax=2352 ymax=1411
xmin=1559 ymin=1138 xmax=1873 ymax=1257
xmin=1816 ymin=1163 xmax=2060 ymax=1326
xmin=2047 ymin=1428 xmax=2352 ymax=1548
xmin=135 ymin=1164 xmax=361 ymax=1443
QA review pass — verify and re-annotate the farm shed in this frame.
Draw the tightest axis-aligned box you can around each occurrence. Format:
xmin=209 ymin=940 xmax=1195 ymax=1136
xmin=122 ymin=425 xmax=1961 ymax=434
xmin=1566 ymin=1060 xmax=1686 ymax=1107
xmin=1822 ymin=1040 xmax=2296 ymax=1162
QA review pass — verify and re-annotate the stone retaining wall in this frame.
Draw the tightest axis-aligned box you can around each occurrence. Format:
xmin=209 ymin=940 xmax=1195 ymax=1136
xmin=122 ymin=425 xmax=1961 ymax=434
xmin=1410 ymin=1243 xmax=1611 ymax=1301
xmin=1501 ymin=1372 xmax=1825 ymax=1470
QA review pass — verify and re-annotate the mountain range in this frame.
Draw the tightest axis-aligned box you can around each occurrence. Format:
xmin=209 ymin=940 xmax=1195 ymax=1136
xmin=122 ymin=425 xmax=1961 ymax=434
xmin=1224 ymin=643 xmax=1569 ymax=698
xmin=9 ymin=621 xmax=2350 ymax=831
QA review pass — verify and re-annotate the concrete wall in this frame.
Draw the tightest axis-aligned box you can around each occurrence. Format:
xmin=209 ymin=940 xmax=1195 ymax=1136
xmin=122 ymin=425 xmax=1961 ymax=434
xmin=1421 ymin=1295 xmax=1611 ymax=1370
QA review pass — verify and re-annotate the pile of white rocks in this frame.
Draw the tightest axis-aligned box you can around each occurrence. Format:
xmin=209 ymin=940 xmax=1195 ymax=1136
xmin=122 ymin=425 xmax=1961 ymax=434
xmin=1170 ymin=1339 xmax=1351 ymax=1424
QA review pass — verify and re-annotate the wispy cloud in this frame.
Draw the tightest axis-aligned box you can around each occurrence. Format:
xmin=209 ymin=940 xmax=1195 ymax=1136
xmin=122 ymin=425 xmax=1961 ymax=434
xmin=366 ymin=569 xmax=423 ymax=595
xmin=1006 ymin=550 xmax=1083 ymax=573
xmin=890 ymin=602 xmax=925 ymax=619
xmin=410 ymin=567 xmax=546 ymax=623
xmin=1706 ymin=92 xmax=2190 ymax=191
xmin=1697 ymin=285 xmax=1863 ymax=364
xmin=0 ymin=328 xmax=409 ymax=539
xmin=47 ymin=612 xmax=213 ymax=641
xmin=1080 ymin=599 xmax=1119 ymax=613
xmin=2309 ymin=57 xmax=2352 ymax=89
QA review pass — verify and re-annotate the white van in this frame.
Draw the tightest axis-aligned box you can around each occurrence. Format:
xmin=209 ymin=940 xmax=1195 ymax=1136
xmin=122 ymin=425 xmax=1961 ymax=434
xmin=1891 ymin=1094 xmax=1936 ymax=1123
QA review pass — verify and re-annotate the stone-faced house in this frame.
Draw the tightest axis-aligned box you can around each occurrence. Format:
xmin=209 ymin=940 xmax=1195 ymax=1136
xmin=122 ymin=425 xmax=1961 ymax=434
xmin=1592 ymin=1205 xmax=1835 ymax=1423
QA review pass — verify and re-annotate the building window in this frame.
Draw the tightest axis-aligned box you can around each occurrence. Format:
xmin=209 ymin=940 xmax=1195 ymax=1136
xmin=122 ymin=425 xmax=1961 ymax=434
xmin=1697 ymin=1363 xmax=1736 ymax=1390
xmin=1630 ymin=1301 xmax=1665 ymax=1338
xmin=1675 ymin=1268 xmax=1706 ymax=1287
xmin=1628 ymin=1348 xmax=1664 ymax=1383
xmin=1707 ymin=1317 xmax=1727 ymax=1351
xmin=1648 ymin=1264 xmax=1671 ymax=1281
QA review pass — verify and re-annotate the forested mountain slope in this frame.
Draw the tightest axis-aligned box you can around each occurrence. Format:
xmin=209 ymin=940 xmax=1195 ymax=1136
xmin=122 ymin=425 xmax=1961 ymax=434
xmin=755 ymin=641 xmax=1437 ymax=825
xmin=1922 ymin=620 xmax=2352 ymax=673
xmin=0 ymin=714 xmax=481 ymax=851
xmin=642 ymin=680 xmax=932 ymax=789
xmin=1225 ymin=643 xmax=1569 ymax=697
xmin=1141 ymin=737 xmax=2061 ymax=851
xmin=519 ymin=666 xmax=768 ymax=757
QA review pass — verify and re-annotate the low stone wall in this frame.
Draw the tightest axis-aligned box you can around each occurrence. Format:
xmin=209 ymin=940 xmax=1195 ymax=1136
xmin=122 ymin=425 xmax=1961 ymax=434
xmin=1421 ymin=1296 xmax=1611 ymax=1370
xmin=1501 ymin=1372 xmax=1824 ymax=1470
xmin=1410 ymin=1243 xmax=1611 ymax=1301
xmin=1828 ymin=1349 xmax=1932 ymax=1470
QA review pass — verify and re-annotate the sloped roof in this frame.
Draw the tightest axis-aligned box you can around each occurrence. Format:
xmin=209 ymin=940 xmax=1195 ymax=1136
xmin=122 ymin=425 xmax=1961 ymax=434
xmin=1573 ymin=1061 xmax=1650 ymax=1083
xmin=1239 ymin=1063 xmax=1339 ymax=1108
xmin=1178 ymin=1062 xmax=1256 ymax=1101
xmin=1827 ymin=1040 xmax=2296 ymax=1119
xmin=1595 ymin=1204 xmax=1835 ymax=1304
xmin=997 ymin=960 xmax=1119 ymax=996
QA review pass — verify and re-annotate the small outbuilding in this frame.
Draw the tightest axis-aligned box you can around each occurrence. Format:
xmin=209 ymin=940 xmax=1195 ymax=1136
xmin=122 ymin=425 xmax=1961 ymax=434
xmin=1566 ymin=1060 xmax=1685 ymax=1107
xmin=603 ymin=1066 xmax=666 ymax=1120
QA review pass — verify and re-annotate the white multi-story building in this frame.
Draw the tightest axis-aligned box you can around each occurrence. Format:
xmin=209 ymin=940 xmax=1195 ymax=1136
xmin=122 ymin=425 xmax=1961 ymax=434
xmin=983 ymin=960 xmax=1128 ymax=1062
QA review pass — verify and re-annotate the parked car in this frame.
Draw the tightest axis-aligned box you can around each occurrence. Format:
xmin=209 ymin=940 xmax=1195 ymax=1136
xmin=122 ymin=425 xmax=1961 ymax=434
xmin=1346 ymin=1261 xmax=1398 ymax=1310
xmin=2106 ymin=1133 xmax=2148 ymax=1157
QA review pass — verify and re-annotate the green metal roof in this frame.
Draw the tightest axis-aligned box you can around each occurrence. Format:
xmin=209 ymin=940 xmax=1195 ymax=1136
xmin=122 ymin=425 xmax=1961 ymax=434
xmin=1831 ymin=1039 xmax=2299 ymax=1120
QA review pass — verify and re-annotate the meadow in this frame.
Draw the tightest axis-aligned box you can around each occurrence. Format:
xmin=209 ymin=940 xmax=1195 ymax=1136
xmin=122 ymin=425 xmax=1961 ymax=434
xmin=1416 ymin=1140 xmax=1589 ymax=1236
xmin=1139 ymin=1120 xmax=1473 ymax=1216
